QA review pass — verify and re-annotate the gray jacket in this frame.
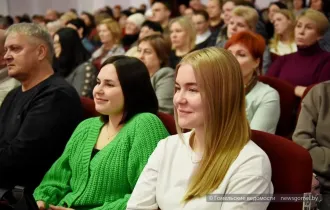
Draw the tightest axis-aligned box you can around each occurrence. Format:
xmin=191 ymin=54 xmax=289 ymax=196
xmin=293 ymin=81 xmax=330 ymax=188
xmin=150 ymin=67 xmax=175 ymax=115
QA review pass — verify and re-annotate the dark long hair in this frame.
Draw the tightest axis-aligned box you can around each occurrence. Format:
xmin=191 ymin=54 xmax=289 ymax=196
xmin=54 ymin=27 xmax=90 ymax=77
xmin=99 ymin=55 xmax=159 ymax=124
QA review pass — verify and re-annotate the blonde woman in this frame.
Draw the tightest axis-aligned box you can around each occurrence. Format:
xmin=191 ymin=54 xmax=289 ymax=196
xmin=168 ymin=16 xmax=196 ymax=69
xmin=217 ymin=6 xmax=272 ymax=74
xmin=270 ymin=9 xmax=297 ymax=56
xmin=127 ymin=47 xmax=273 ymax=210
xmin=91 ymin=18 xmax=125 ymax=70
xmin=267 ymin=9 xmax=330 ymax=97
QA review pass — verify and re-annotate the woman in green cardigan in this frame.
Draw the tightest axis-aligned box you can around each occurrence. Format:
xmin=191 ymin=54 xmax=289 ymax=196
xmin=34 ymin=56 xmax=170 ymax=210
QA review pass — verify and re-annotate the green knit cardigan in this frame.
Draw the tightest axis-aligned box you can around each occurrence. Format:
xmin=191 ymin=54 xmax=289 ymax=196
xmin=33 ymin=113 xmax=169 ymax=210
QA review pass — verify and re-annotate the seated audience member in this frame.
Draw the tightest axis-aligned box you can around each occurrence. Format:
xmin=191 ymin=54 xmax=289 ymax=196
xmin=122 ymin=13 xmax=146 ymax=51
xmin=225 ymin=31 xmax=280 ymax=134
xmin=265 ymin=1 xmax=288 ymax=40
xmin=207 ymin=0 xmax=237 ymax=47
xmin=192 ymin=10 xmax=212 ymax=49
xmin=293 ymin=0 xmax=306 ymax=17
xmin=91 ymin=18 xmax=125 ymax=70
xmin=34 ymin=56 xmax=169 ymax=209
xmin=45 ymin=9 xmax=59 ymax=22
xmin=309 ymin=0 xmax=330 ymax=18
xmin=151 ymin=0 xmax=171 ymax=33
xmin=189 ymin=0 xmax=205 ymax=11
xmin=46 ymin=20 xmax=63 ymax=37
xmin=270 ymin=9 xmax=297 ymax=57
xmin=293 ymin=81 xmax=330 ymax=210
xmin=59 ymin=11 xmax=77 ymax=26
xmin=309 ymin=0 xmax=330 ymax=52
xmin=67 ymin=18 xmax=96 ymax=53
xmin=217 ymin=6 xmax=271 ymax=74
xmin=80 ymin=11 xmax=100 ymax=47
xmin=53 ymin=28 xmax=97 ymax=98
xmin=206 ymin=0 xmax=224 ymax=34
xmin=126 ymin=20 xmax=163 ymax=57
xmin=179 ymin=4 xmax=188 ymax=16
xmin=32 ymin=15 xmax=46 ymax=26
xmin=169 ymin=16 xmax=197 ymax=69
xmin=0 ymin=29 xmax=19 ymax=106
xmin=212 ymin=0 xmax=267 ymax=46
xmin=184 ymin=7 xmax=194 ymax=20
xmin=267 ymin=9 xmax=330 ymax=97
xmin=0 ymin=23 xmax=83 ymax=191
xmin=137 ymin=34 xmax=174 ymax=114
xmin=127 ymin=47 xmax=273 ymax=209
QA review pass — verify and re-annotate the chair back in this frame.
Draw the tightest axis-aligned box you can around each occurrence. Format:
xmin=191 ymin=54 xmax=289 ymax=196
xmin=157 ymin=112 xmax=177 ymax=135
xmin=251 ymin=130 xmax=313 ymax=210
xmin=80 ymin=97 xmax=99 ymax=120
xmin=258 ymin=76 xmax=298 ymax=138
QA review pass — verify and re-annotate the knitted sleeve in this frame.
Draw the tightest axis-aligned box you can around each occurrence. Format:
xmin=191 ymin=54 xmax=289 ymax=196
xmin=33 ymin=119 xmax=90 ymax=206
xmin=90 ymin=113 xmax=169 ymax=210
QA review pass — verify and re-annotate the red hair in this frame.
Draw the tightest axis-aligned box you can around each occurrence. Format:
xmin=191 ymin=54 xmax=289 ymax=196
xmin=224 ymin=31 xmax=266 ymax=74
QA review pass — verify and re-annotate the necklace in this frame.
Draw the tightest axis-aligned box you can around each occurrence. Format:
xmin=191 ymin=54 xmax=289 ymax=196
xmin=106 ymin=123 xmax=119 ymax=141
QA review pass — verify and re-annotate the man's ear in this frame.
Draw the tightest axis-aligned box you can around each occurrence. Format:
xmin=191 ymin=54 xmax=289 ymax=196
xmin=36 ymin=44 xmax=47 ymax=61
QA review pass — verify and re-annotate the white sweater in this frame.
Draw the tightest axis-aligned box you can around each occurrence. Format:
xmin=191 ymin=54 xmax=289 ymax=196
xmin=127 ymin=131 xmax=273 ymax=210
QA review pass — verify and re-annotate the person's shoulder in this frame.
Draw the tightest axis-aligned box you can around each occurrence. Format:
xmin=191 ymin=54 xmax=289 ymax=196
xmin=234 ymin=140 xmax=272 ymax=177
xmin=153 ymin=67 xmax=175 ymax=77
xmin=127 ymin=113 xmax=165 ymax=130
xmin=249 ymin=82 xmax=279 ymax=100
xmin=76 ymin=117 xmax=101 ymax=130
xmin=156 ymin=131 xmax=191 ymax=152
xmin=306 ymin=81 xmax=330 ymax=99
xmin=41 ymin=75 xmax=80 ymax=97
xmin=256 ymin=82 xmax=279 ymax=95
xmin=131 ymin=112 xmax=160 ymax=121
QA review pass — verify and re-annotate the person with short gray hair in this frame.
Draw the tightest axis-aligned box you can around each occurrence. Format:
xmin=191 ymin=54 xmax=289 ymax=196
xmin=5 ymin=22 xmax=54 ymax=63
xmin=0 ymin=22 xmax=83 ymax=191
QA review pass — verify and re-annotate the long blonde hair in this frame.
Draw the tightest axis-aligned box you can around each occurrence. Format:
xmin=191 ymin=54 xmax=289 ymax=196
xmin=174 ymin=47 xmax=250 ymax=202
xmin=270 ymin=9 xmax=296 ymax=54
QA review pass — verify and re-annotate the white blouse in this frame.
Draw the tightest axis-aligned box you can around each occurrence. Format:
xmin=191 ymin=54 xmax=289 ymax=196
xmin=246 ymin=81 xmax=280 ymax=134
xmin=270 ymin=41 xmax=297 ymax=56
xmin=127 ymin=131 xmax=273 ymax=210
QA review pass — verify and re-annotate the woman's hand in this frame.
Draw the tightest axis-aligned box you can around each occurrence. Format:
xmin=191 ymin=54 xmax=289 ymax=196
xmin=49 ymin=205 xmax=74 ymax=210
xmin=37 ymin=201 xmax=47 ymax=210
xmin=294 ymin=86 xmax=307 ymax=97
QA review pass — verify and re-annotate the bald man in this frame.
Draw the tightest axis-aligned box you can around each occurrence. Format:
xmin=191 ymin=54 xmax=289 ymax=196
xmin=0 ymin=29 xmax=19 ymax=106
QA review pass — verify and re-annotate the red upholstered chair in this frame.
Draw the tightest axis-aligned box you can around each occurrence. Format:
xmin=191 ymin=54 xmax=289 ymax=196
xmin=258 ymin=76 xmax=299 ymax=138
xmin=80 ymin=97 xmax=100 ymax=119
xmin=297 ymin=84 xmax=317 ymax=121
xmin=157 ymin=112 xmax=177 ymax=135
xmin=251 ymin=130 xmax=313 ymax=210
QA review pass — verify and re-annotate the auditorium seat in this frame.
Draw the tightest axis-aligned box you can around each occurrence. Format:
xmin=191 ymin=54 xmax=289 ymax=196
xmin=258 ymin=76 xmax=298 ymax=138
xmin=252 ymin=130 xmax=313 ymax=210
xmin=80 ymin=97 xmax=99 ymax=119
